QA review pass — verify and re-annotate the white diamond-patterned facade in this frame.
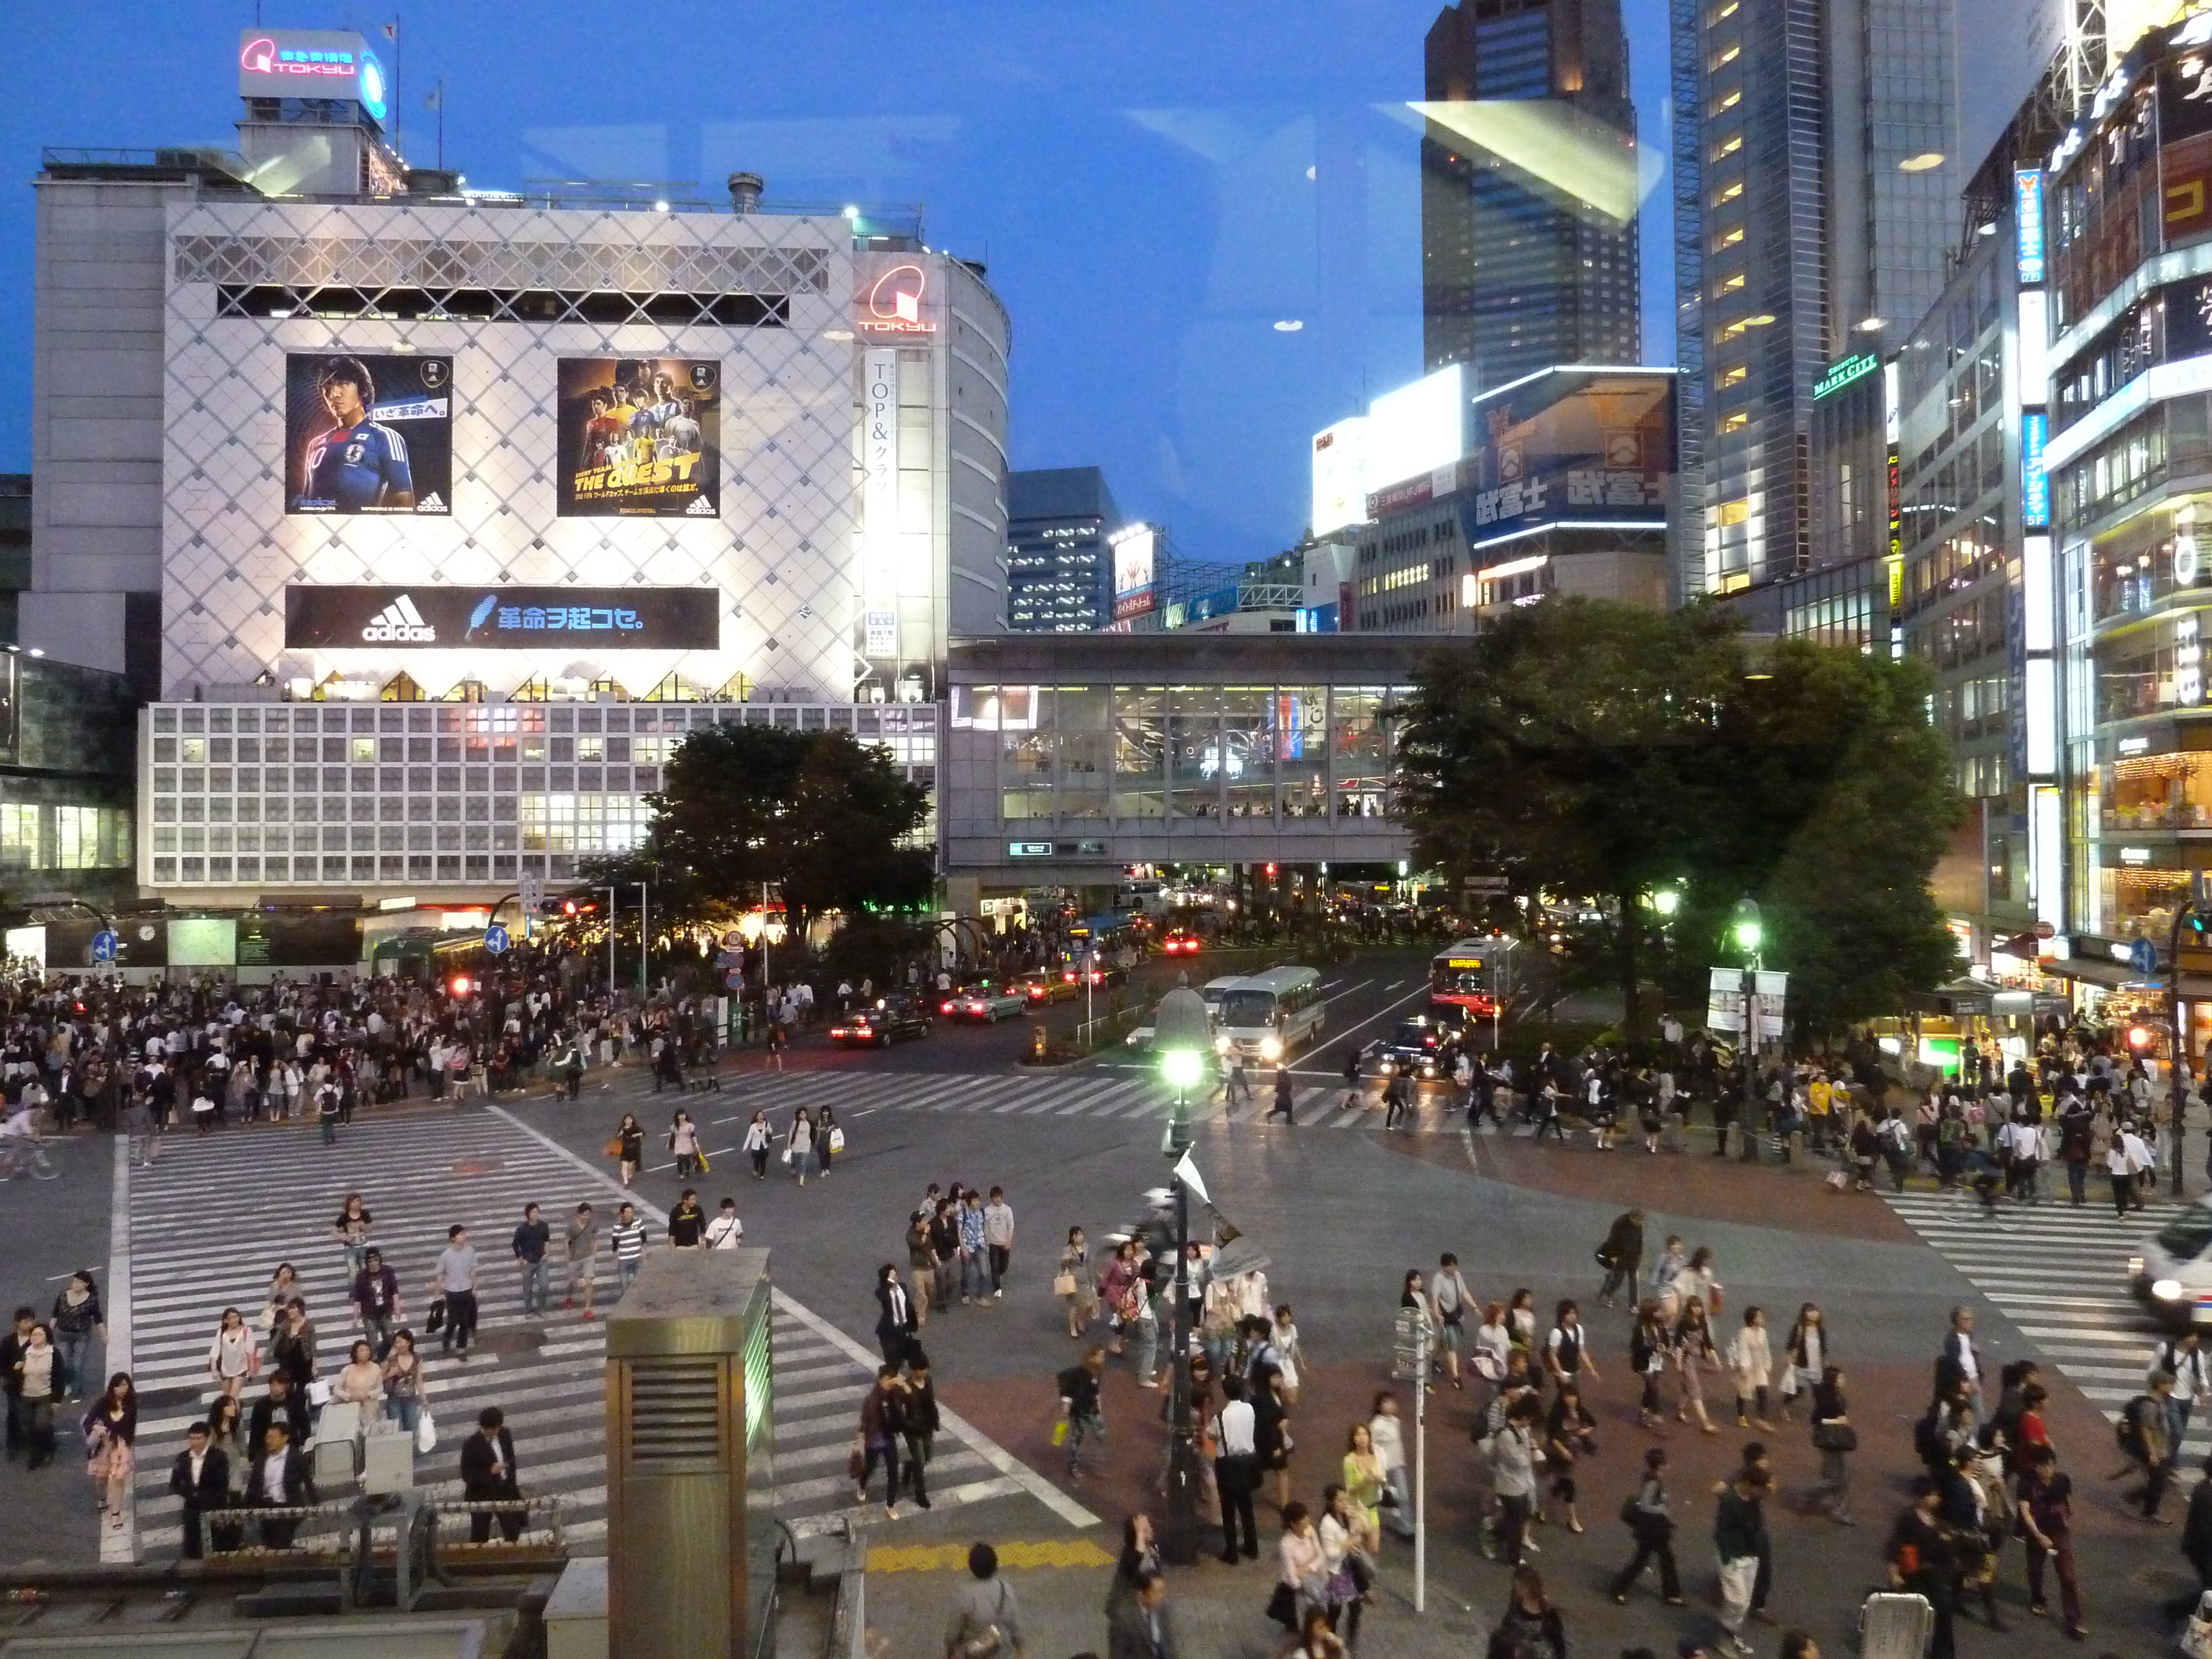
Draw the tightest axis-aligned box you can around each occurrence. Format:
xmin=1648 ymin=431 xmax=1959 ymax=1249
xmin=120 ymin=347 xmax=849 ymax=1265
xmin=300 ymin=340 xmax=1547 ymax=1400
xmin=157 ymin=197 xmax=1009 ymax=705
xmin=28 ymin=180 xmax=1008 ymax=902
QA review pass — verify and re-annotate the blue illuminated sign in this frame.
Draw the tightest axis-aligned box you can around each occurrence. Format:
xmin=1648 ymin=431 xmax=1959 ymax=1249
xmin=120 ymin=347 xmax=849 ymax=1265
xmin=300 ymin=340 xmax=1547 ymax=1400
xmin=2015 ymin=170 xmax=2046 ymax=285
xmin=2022 ymin=411 xmax=2050 ymax=529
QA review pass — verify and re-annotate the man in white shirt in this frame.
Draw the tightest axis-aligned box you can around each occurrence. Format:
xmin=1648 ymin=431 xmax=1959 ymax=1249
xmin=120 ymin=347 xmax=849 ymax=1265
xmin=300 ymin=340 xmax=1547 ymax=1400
xmin=1430 ymin=1253 xmax=1473 ymax=1389
xmin=1212 ymin=1373 xmax=1259 ymax=1563
xmin=2111 ymin=1124 xmax=2154 ymax=1216
xmin=705 ymin=1199 xmax=743 ymax=1250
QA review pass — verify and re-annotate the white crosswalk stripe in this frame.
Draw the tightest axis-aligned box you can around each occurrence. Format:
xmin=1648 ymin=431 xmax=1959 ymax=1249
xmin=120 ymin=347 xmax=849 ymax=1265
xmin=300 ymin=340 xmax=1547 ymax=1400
xmin=1881 ymin=1187 xmax=2210 ymax=1450
xmin=122 ymin=1106 xmax=1083 ymax=1557
xmin=656 ymin=1067 xmax=1475 ymax=1135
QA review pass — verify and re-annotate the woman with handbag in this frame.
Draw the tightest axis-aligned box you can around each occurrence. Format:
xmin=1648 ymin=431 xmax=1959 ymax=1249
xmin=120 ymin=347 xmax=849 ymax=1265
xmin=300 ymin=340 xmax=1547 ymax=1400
xmin=81 ymin=1371 xmax=135 ymax=1515
xmin=1270 ymin=1502 xmax=1329 ymax=1633
xmin=610 ymin=1115 xmax=644 ymax=1187
xmin=742 ymin=1112 xmax=772 ymax=1180
xmin=818 ymin=1106 xmax=842 ymax=1175
xmin=206 ymin=1306 xmax=258 ymax=1399
xmin=1670 ymin=1300 xmax=1720 ymax=1434
xmin=1809 ymin=1364 xmax=1857 ymax=1524
xmin=667 ymin=1110 xmax=702 ymax=1179
xmin=786 ymin=1108 xmax=817 ymax=1186
xmin=1339 ymin=1422 xmax=1387 ymax=1553
xmin=1055 ymin=1227 xmax=1094 ymax=1339
xmin=1317 ymin=1483 xmax=1373 ymax=1643
xmin=1777 ymin=1303 xmax=1829 ymax=1422
xmin=382 ymin=1328 xmax=427 ymax=1442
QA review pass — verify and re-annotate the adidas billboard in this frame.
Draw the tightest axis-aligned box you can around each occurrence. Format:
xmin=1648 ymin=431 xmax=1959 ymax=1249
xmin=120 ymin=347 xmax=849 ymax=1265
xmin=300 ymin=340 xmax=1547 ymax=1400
xmin=359 ymin=595 xmax=437 ymax=642
xmin=286 ymin=585 xmax=721 ymax=650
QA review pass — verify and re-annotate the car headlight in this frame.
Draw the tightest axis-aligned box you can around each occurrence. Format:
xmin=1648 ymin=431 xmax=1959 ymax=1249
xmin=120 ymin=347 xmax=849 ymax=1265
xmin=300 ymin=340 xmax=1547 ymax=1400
xmin=1214 ymin=1035 xmax=1232 ymax=1055
xmin=2154 ymin=1278 xmax=2185 ymax=1302
xmin=2130 ymin=1255 xmax=2146 ymax=1277
xmin=1260 ymin=1036 xmax=1282 ymax=1060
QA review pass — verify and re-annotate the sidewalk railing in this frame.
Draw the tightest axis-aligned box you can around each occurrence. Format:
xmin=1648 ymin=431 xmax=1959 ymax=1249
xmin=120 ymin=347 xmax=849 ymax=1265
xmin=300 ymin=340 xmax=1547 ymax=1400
xmin=199 ymin=1491 xmax=567 ymax=1566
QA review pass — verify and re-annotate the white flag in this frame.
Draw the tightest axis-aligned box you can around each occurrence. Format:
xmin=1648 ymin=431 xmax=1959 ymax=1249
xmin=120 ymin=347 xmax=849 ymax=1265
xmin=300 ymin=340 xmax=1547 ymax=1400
xmin=1172 ymin=1150 xmax=1209 ymax=1206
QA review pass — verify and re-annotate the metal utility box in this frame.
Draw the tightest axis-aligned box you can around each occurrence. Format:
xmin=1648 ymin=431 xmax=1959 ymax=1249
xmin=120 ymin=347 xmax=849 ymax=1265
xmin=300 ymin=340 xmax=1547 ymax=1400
xmin=361 ymin=1427 xmax=414 ymax=1495
xmin=604 ymin=1247 xmax=774 ymax=1659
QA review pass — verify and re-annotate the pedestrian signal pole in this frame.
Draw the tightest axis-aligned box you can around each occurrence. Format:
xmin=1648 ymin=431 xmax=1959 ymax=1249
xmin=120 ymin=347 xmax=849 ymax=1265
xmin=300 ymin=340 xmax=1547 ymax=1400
xmin=1154 ymin=980 xmax=1212 ymax=1567
xmin=1391 ymin=1305 xmax=1431 ymax=1612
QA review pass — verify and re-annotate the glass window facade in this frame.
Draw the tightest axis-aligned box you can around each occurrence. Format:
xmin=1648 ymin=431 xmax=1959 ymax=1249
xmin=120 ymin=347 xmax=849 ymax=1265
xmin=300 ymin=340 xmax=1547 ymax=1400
xmin=144 ymin=700 xmax=938 ymax=890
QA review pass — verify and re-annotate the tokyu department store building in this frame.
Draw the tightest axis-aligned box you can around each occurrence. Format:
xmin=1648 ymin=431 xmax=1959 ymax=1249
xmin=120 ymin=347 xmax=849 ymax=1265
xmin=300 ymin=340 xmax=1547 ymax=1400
xmin=28 ymin=34 xmax=1008 ymax=906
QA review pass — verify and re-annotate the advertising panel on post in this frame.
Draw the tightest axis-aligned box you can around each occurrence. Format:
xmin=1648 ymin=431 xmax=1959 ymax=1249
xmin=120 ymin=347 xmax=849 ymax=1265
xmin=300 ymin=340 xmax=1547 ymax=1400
xmin=284 ymin=586 xmax=721 ymax=650
xmin=1110 ymin=523 xmax=1157 ymax=619
xmin=556 ymin=358 xmax=719 ymax=517
xmin=285 ymin=353 xmax=452 ymax=515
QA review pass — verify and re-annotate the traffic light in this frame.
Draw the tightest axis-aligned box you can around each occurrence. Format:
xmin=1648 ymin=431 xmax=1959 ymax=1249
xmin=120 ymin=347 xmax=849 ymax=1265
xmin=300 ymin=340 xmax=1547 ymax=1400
xmin=2128 ymin=1024 xmax=2154 ymax=1050
xmin=1264 ymin=862 xmax=1278 ymax=879
xmin=450 ymin=974 xmax=473 ymax=997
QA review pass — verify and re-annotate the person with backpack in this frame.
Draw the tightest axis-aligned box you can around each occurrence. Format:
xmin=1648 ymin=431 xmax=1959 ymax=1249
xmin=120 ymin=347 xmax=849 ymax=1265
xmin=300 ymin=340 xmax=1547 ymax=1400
xmin=1608 ymin=1445 xmax=1684 ymax=1605
xmin=2121 ymin=1370 xmax=2179 ymax=1520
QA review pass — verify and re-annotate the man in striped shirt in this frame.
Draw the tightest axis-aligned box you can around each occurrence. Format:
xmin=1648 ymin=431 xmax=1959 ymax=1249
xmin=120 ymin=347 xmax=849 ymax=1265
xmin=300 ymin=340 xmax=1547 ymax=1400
xmin=609 ymin=1203 xmax=651 ymax=1296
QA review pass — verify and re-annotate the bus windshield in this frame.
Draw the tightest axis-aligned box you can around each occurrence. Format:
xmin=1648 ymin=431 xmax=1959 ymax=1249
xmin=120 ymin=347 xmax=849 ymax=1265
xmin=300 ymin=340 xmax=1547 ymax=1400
xmin=1219 ymin=990 xmax=1279 ymax=1027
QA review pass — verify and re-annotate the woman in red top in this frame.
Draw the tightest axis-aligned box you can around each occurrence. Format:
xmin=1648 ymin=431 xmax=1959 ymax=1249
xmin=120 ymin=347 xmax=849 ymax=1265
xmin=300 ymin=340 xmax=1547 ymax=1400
xmin=2013 ymin=1380 xmax=2053 ymax=1472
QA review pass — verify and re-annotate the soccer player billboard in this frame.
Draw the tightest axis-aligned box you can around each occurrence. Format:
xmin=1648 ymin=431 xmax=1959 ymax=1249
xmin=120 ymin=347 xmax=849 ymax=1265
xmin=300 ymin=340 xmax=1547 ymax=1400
xmin=557 ymin=357 xmax=719 ymax=517
xmin=283 ymin=352 xmax=453 ymax=514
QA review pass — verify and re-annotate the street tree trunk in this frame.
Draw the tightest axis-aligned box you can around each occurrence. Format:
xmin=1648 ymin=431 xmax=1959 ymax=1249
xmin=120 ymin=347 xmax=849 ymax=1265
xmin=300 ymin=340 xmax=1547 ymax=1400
xmin=1616 ymin=892 xmax=1642 ymax=1041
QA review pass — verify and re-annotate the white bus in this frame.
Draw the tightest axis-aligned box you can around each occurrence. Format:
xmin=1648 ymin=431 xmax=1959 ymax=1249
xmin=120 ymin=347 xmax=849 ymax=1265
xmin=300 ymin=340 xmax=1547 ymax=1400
xmin=1214 ymin=966 xmax=1326 ymax=1064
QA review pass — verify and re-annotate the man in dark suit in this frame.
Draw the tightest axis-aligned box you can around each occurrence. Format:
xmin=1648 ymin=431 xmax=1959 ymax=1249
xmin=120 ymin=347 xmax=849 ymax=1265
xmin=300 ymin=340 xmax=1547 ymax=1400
xmin=1107 ymin=1568 xmax=1181 ymax=1659
xmin=169 ymin=1421 xmax=231 ymax=1559
xmin=247 ymin=1373 xmax=310 ymax=1451
xmin=247 ymin=1422 xmax=314 ymax=1548
xmin=460 ymin=1406 xmax=525 ymax=1543
xmin=873 ymin=1264 xmax=917 ymax=1367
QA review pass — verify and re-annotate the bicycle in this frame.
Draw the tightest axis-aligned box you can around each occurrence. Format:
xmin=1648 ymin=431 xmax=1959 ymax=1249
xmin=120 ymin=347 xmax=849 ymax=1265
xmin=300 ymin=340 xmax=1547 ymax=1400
xmin=0 ymin=1139 xmax=58 ymax=1180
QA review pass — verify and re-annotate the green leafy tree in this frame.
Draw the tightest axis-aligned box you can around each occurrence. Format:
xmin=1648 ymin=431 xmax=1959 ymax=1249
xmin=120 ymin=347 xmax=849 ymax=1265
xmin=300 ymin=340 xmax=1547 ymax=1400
xmin=1395 ymin=598 xmax=1744 ymax=1035
xmin=582 ymin=723 xmax=933 ymax=944
xmin=1397 ymin=597 xmax=1960 ymax=1037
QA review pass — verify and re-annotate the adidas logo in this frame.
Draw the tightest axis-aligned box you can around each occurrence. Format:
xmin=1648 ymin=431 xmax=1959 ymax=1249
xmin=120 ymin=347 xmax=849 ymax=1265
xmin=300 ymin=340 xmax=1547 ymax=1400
xmin=415 ymin=491 xmax=447 ymax=513
xmin=360 ymin=596 xmax=437 ymax=643
xmin=684 ymin=495 xmax=716 ymax=517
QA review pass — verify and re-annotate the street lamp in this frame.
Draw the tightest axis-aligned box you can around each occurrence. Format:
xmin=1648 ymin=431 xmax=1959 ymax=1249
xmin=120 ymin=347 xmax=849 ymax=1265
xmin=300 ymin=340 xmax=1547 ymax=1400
xmin=1730 ymin=899 xmax=1762 ymax=1162
xmin=1151 ymin=980 xmax=1213 ymax=1567
xmin=1650 ymin=887 xmax=1681 ymax=918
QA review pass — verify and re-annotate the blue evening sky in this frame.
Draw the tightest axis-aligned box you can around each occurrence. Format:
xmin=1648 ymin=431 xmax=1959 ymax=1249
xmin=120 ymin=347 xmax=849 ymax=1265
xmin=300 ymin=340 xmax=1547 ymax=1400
xmin=0 ymin=1 xmax=1674 ymax=567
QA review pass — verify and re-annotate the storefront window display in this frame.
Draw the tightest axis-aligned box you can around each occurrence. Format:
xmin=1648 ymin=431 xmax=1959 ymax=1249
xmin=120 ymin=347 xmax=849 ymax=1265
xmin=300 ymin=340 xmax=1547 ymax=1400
xmin=2104 ymin=750 xmax=2212 ymax=830
xmin=2099 ymin=864 xmax=2192 ymax=940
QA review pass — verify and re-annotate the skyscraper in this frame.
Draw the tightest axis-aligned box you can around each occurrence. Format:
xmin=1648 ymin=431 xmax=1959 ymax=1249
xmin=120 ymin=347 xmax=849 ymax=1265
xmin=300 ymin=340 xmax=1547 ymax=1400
xmin=1004 ymin=468 xmax=1123 ymax=632
xmin=1681 ymin=0 xmax=1959 ymax=605
xmin=1420 ymin=0 xmax=1642 ymax=392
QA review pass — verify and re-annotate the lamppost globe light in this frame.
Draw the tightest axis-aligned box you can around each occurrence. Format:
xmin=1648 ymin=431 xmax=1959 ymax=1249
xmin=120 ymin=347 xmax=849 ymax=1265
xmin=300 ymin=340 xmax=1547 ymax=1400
xmin=1650 ymin=888 xmax=1681 ymax=916
xmin=1161 ymin=1046 xmax=1205 ymax=1092
xmin=1732 ymin=919 xmax=1762 ymax=952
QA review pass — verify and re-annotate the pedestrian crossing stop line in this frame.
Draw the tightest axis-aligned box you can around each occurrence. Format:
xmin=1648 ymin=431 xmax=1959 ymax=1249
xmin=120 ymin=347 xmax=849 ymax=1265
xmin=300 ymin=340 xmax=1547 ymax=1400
xmin=868 ymin=1538 xmax=1116 ymax=1573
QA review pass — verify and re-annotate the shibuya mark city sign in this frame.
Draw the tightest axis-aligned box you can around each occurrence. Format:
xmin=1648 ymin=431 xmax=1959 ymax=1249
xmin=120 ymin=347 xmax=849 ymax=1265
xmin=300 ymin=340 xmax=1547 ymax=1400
xmin=285 ymin=587 xmax=720 ymax=650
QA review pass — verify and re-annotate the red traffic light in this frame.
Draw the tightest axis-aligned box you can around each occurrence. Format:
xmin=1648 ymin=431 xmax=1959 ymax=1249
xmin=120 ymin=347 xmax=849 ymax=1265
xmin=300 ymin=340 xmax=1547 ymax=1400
xmin=2128 ymin=1025 xmax=2153 ymax=1049
xmin=450 ymin=974 xmax=473 ymax=997
xmin=1264 ymin=862 xmax=1278 ymax=878
xmin=562 ymin=900 xmax=578 ymax=915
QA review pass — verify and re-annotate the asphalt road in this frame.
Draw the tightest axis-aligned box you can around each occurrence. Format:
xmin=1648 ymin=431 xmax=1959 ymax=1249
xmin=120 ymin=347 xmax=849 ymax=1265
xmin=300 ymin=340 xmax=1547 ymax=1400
xmin=8 ymin=947 xmax=2198 ymax=1653
xmin=780 ymin=946 xmax=1447 ymax=1077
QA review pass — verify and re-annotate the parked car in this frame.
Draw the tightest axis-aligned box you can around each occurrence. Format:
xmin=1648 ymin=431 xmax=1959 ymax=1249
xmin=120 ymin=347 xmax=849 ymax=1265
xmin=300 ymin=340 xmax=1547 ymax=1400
xmin=828 ymin=996 xmax=934 ymax=1046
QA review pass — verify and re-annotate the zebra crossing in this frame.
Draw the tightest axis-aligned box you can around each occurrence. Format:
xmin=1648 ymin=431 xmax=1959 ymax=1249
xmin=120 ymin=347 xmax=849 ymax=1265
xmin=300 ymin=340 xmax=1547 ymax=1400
xmin=1881 ymin=1187 xmax=2204 ymax=1451
xmin=122 ymin=1105 xmax=1088 ymax=1558
xmin=617 ymin=1066 xmax=1503 ymax=1162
